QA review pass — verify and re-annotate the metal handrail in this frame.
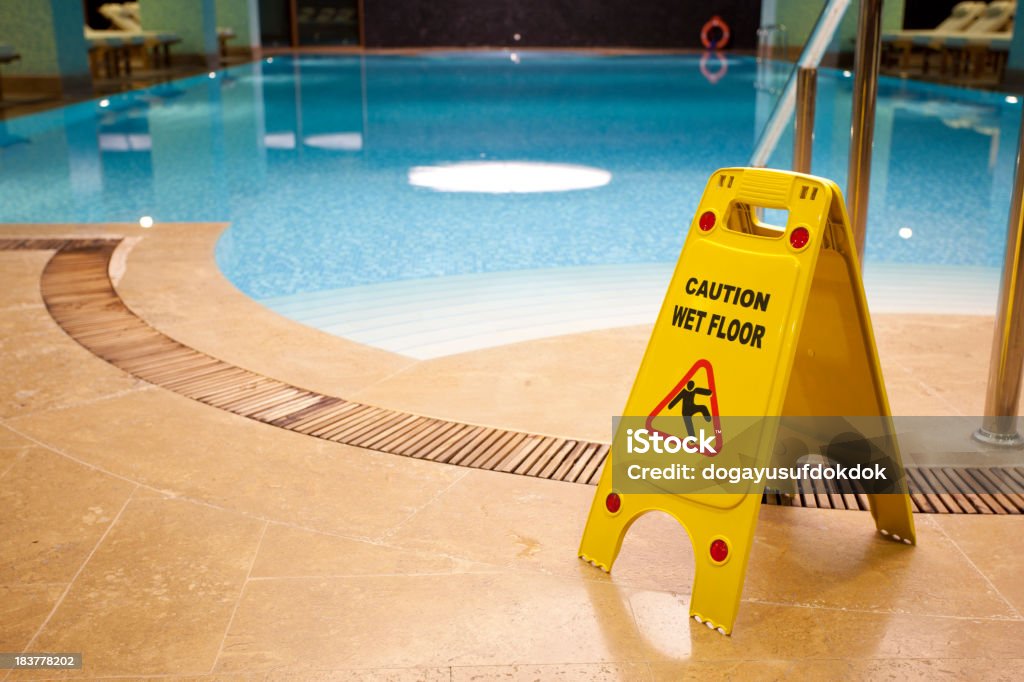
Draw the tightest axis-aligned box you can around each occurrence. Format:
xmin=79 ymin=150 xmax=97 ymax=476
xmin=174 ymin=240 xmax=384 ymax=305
xmin=792 ymin=67 xmax=817 ymax=174
xmin=847 ymin=0 xmax=884 ymax=259
xmin=976 ymin=108 xmax=1024 ymax=446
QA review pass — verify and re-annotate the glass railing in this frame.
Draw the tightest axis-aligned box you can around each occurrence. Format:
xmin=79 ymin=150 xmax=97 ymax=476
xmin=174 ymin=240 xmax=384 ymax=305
xmin=749 ymin=0 xmax=853 ymax=168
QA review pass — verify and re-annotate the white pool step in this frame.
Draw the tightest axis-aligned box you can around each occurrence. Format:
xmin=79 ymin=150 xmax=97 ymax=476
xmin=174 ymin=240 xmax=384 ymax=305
xmin=258 ymin=262 xmax=1000 ymax=360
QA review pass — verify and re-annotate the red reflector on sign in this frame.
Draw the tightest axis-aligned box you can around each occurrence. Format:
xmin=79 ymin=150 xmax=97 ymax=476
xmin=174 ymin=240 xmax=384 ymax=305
xmin=710 ymin=539 xmax=729 ymax=562
xmin=789 ymin=226 xmax=810 ymax=249
xmin=699 ymin=211 xmax=716 ymax=231
xmin=605 ymin=492 xmax=621 ymax=513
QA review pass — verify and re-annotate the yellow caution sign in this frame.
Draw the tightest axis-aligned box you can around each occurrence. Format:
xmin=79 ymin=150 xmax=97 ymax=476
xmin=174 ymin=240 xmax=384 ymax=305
xmin=579 ymin=167 xmax=915 ymax=635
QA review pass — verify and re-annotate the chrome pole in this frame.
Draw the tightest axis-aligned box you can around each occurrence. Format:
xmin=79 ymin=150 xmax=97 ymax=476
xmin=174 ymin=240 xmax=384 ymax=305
xmin=793 ymin=67 xmax=817 ymax=174
xmin=975 ymin=109 xmax=1024 ymax=446
xmin=847 ymin=0 xmax=883 ymax=260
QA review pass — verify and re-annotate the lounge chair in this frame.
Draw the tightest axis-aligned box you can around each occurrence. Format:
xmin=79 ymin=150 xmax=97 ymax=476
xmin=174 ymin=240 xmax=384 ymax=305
xmin=0 ymin=44 xmax=20 ymax=101
xmin=986 ymin=35 xmax=1013 ymax=78
xmin=120 ymin=2 xmax=235 ymax=59
xmin=98 ymin=3 xmax=181 ymax=68
xmin=913 ymin=1 xmax=1015 ymax=47
xmin=942 ymin=29 xmax=1014 ymax=79
xmin=924 ymin=1 xmax=1016 ymax=76
xmin=84 ymin=28 xmax=146 ymax=78
xmin=884 ymin=1 xmax=986 ymax=40
xmin=882 ymin=1 xmax=986 ymax=70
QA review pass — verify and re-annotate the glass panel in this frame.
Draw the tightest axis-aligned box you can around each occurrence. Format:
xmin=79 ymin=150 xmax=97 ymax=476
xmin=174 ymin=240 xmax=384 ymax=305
xmin=750 ymin=0 xmax=853 ymax=168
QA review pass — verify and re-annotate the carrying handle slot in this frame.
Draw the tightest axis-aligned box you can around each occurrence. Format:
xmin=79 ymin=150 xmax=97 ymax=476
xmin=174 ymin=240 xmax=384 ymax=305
xmin=724 ymin=202 xmax=789 ymax=238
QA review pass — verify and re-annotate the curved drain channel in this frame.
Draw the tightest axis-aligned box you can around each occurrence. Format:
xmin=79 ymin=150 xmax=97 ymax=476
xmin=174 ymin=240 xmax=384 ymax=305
xmin=3 ymin=237 xmax=1020 ymax=514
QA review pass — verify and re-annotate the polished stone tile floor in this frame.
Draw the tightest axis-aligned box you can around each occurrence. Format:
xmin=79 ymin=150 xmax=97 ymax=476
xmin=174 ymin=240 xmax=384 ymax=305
xmin=0 ymin=224 xmax=1022 ymax=681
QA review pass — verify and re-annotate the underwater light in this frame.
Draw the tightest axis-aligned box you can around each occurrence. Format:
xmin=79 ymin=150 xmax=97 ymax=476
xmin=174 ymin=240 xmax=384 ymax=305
xmin=264 ymin=132 xmax=296 ymax=149
xmin=407 ymin=161 xmax=611 ymax=193
xmin=898 ymin=226 xmax=913 ymax=239
xmin=99 ymin=133 xmax=152 ymax=151
xmin=304 ymin=133 xmax=363 ymax=151
xmin=139 ymin=216 xmax=154 ymax=228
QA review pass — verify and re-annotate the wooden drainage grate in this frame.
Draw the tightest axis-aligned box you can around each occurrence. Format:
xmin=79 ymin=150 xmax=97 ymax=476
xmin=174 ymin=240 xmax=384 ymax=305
xmin=4 ymin=237 xmax=1022 ymax=514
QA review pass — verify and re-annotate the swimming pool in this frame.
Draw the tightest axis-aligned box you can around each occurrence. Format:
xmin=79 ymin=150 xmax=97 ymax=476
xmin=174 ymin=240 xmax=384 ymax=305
xmin=0 ymin=54 xmax=1018 ymax=356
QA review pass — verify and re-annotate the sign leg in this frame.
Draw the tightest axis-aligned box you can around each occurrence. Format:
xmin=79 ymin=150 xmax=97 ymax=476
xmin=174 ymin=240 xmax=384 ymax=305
xmin=686 ymin=495 xmax=761 ymax=635
xmin=867 ymin=492 xmax=916 ymax=544
xmin=578 ymin=462 xmax=636 ymax=572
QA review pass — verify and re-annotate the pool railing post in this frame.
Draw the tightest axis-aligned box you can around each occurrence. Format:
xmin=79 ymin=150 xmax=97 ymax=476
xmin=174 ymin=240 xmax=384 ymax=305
xmin=846 ymin=0 xmax=883 ymax=261
xmin=793 ymin=67 xmax=817 ymax=174
xmin=975 ymin=109 xmax=1024 ymax=447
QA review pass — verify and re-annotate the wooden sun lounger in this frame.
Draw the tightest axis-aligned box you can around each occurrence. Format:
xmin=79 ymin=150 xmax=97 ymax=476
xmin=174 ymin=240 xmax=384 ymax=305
xmin=85 ymin=31 xmax=146 ymax=79
xmin=884 ymin=1 xmax=1016 ymax=78
xmin=882 ymin=1 xmax=986 ymax=70
xmin=98 ymin=3 xmax=182 ymax=69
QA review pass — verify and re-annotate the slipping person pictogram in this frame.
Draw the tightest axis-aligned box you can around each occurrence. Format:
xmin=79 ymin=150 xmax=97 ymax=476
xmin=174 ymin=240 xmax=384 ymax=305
xmin=644 ymin=358 xmax=722 ymax=453
xmin=667 ymin=380 xmax=712 ymax=438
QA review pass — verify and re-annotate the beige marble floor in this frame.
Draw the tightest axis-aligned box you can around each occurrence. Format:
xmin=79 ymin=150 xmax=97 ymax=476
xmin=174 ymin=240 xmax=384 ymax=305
xmin=1 ymin=224 xmax=1023 ymax=681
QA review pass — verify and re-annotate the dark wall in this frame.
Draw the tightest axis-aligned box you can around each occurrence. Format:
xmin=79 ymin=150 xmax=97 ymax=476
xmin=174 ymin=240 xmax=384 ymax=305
xmin=363 ymin=0 xmax=762 ymax=50
xmin=260 ymin=0 xmax=292 ymax=46
xmin=83 ymin=0 xmax=112 ymax=29
xmin=902 ymin=0 xmax=959 ymax=30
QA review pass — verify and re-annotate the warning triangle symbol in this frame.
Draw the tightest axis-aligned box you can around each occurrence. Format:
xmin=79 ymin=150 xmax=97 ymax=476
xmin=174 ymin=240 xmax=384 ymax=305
xmin=645 ymin=358 xmax=723 ymax=455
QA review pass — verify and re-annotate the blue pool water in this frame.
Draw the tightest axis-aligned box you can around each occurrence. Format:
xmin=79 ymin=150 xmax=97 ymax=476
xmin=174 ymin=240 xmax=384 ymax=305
xmin=0 ymin=54 xmax=1019 ymax=300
